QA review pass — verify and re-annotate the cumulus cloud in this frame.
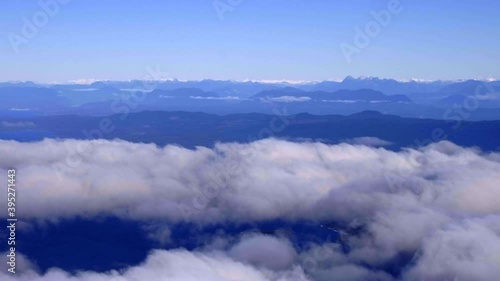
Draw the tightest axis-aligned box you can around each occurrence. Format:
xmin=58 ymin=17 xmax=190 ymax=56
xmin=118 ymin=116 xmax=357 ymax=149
xmin=0 ymin=252 xmax=38 ymax=274
xmin=343 ymin=136 xmax=393 ymax=147
xmin=229 ymin=234 xmax=297 ymax=271
xmin=0 ymin=139 xmax=499 ymax=280
xmin=297 ymin=243 xmax=394 ymax=281
xmin=0 ymin=250 xmax=310 ymax=281
xmin=404 ymin=218 xmax=500 ymax=281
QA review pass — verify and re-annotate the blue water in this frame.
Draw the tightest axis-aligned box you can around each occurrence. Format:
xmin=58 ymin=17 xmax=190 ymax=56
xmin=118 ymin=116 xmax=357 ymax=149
xmin=0 ymin=130 xmax=56 ymax=142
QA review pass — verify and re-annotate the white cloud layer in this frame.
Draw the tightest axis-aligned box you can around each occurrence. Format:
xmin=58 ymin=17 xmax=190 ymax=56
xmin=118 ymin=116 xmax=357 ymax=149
xmin=229 ymin=234 xmax=298 ymax=271
xmin=261 ymin=96 xmax=312 ymax=102
xmin=0 ymin=249 xmax=310 ymax=281
xmin=0 ymin=139 xmax=499 ymax=280
xmin=343 ymin=137 xmax=393 ymax=147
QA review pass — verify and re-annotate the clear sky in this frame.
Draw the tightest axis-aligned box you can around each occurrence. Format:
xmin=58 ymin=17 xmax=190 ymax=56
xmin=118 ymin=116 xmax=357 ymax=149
xmin=1 ymin=0 xmax=499 ymax=83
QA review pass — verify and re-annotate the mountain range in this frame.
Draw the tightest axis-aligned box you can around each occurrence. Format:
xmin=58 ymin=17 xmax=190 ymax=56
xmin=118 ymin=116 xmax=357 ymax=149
xmin=1 ymin=110 xmax=499 ymax=151
xmin=1 ymin=77 xmax=499 ymax=120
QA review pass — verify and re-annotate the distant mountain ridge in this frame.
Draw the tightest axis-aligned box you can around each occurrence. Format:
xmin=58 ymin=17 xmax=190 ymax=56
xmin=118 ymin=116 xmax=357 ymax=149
xmin=300 ymin=76 xmax=451 ymax=95
xmin=1 ymin=77 xmax=499 ymax=120
xmin=1 ymin=110 xmax=499 ymax=151
xmin=3 ymin=76 xmax=499 ymax=97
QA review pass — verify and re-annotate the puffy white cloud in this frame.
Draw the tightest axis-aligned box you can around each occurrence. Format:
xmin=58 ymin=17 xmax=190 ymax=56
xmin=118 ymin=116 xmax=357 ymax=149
xmin=229 ymin=234 xmax=297 ymax=271
xmin=0 ymin=252 xmax=38 ymax=274
xmin=297 ymin=243 xmax=394 ymax=281
xmin=0 ymin=250 xmax=310 ymax=281
xmin=311 ymin=264 xmax=394 ymax=281
xmin=343 ymin=136 xmax=393 ymax=147
xmin=403 ymin=217 xmax=500 ymax=281
xmin=0 ymin=138 xmax=499 ymax=280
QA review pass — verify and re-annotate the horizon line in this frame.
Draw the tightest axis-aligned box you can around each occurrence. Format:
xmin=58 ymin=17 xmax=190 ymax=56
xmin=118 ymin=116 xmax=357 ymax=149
xmin=2 ymin=76 xmax=500 ymax=86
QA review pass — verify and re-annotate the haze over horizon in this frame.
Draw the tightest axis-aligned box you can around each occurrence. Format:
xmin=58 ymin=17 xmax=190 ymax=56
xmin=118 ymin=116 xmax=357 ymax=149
xmin=4 ymin=75 xmax=500 ymax=85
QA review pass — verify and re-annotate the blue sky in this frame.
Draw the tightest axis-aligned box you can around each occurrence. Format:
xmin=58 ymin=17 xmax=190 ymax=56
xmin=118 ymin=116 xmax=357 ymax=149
xmin=1 ymin=0 xmax=499 ymax=82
